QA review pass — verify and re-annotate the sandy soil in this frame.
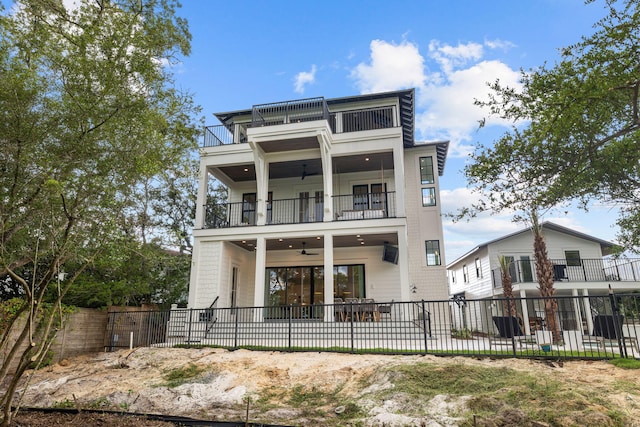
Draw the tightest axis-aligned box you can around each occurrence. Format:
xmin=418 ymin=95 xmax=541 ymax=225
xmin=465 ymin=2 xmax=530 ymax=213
xmin=6 ymin=347 xmax=640 ymax=426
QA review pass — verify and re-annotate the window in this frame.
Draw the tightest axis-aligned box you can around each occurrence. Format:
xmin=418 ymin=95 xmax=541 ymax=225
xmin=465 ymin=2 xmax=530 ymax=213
xmin=241 ymin=193 xmax=256 ymax=224
xmin=475 ymin=258 xmax=482 ymax=278
xmin=420 ymin=157 xmax=434 ymax=184
xmin=421 ymin=188 xmax=436 ymax=206
xmin=230 ymin=266 xmax=238 ymax=313
xmin=565 ymin=250 xmax=581 ymax=267
xmin=462 ymin=265 xmax=468 ymax=283
xmin=425 ymin=240 xmax=441 ymax=266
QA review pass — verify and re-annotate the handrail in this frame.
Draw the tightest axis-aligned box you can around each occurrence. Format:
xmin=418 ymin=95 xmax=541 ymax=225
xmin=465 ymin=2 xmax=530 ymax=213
xmin=204 ymin=296 xmax=220 ymax=337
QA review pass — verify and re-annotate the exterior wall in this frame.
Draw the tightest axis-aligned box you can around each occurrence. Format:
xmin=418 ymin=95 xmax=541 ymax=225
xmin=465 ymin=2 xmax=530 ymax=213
xmin=448 ymin=226 xmax=611 ymax=300
xmin=449 ymin=247 xmax=492 ymax=299
xmin=189 ymin=240 xmax=223 ymax=308
xmin=403 ymin=146 xmax=448 ymax=301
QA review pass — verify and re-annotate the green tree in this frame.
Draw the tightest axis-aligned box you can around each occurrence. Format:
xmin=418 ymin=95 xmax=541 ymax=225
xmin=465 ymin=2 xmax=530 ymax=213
xmin=0 ymin=1 xmax=198 ymax=424
xmin=467 ymin=0 xmax=640 ymax=252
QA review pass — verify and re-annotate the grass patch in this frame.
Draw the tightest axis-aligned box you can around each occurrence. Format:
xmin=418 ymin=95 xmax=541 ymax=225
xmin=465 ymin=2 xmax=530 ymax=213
xmin=162 ymin=363 xmax=206 ymax=387
xmin=609 ymin=358 xmax=640 ymax=369
xmin=375 ymin=363 xmax=631 ymax=426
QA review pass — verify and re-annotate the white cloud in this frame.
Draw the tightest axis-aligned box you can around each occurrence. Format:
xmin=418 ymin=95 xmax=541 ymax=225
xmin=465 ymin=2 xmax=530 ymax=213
xmin=293 ymin=65 xmax=317 ymax=94
xmin=350 ymin=38 xmax=522 ymax=157
xmin=484 ymin=38 xmax=517 ymax=51
xmin=350 ymin=40 xmax=426 ymax=93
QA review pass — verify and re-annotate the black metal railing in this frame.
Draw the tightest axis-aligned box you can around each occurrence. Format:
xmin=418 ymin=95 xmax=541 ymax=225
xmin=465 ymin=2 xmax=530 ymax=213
xmin=330 ymin=106 xmax=395 ymax=133
xmin=252 ymin=97 xmax=329 ymax=127
xmin=333 ymin=192 xmax=396 ymax=220
xmin=491 ymin=258 xmax=640 ymax=287
xmin=266 ymin=197 xmax=323 ymax=225
xmin=202 ymin=102 xmax=398 ymax=147
xmin=203 ymin=192 xmax=397 ymax=229
xmin=105 ymin=294 xmax=640 ymax=359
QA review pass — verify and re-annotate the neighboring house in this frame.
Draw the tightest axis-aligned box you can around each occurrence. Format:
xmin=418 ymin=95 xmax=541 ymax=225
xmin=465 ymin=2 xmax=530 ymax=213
xmin=447 ymin=221 xmax=640 ymax=335
xmin=188 ymin=89 xmax=449 ymax=323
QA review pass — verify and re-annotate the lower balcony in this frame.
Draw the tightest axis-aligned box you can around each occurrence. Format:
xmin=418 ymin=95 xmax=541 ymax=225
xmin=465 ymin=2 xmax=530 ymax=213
xmin=204 ymin=192 xmax=397 ymax=228
xmin=491 ymin=258 xmax=640 ymax=287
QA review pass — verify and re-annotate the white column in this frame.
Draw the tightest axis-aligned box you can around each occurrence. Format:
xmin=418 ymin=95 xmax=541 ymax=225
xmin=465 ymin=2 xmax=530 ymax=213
xmin=323 ymin=234 xmax=334 ymax=321
xmin=520 ymin=289 xmax=531 ymax=335
xmin=194 ymin=165 xmax=209 ymax=229
xmin=582 ymin=289 xmax=593 ymax=334
xmin=572 ymin=288 xmax=584 ymax=333
xmin=319 ymin=136 xmax=333 ymax=222
xmin=253 ymin=236 xmax=267 ymax=321
xmin=393 ymin=144 xmax=406 ymax=217
xmin=253 ymin=152 xmax=268 ymax=226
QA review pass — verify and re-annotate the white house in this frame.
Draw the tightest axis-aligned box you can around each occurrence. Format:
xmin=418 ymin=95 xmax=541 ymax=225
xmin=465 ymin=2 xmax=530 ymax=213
xmin=188 ymin=89 xmax=449 ymax=322
xmin=447 ymin=222 xmax=640 ymax=335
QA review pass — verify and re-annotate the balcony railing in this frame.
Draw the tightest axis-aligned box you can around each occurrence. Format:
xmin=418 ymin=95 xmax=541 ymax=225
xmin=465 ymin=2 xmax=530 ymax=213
xmin=333 ymin=192 xmax=396 ymax=221
xmin=252 ymin=97 xmax=329 ymax=127
xmin=491 ymin=258 xmax=640 ymax=288
xmin=203 ymin=192 xmax=397 ymax=229
xmin=202 ymin=102 xmax=397 ymax=147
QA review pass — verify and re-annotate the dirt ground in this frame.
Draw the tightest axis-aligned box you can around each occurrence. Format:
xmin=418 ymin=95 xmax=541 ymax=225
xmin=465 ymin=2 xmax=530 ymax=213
xmin=5 ymin=347 xmax=640 ymax=426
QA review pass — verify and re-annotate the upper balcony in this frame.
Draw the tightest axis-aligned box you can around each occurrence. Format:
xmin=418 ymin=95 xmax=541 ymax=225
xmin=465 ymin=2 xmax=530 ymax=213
xmin=203 ymin=96 xmax=403 ymax=149
xmin=491 ymin=258 xmax=640 ymax=288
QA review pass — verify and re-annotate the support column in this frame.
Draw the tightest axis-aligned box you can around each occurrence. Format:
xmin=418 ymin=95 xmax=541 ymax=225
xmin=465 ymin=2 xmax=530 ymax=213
xmin=253 ymin=236 xmax=266 ymax=321
xmin=318 ymin=130 xmax=334 ymax=222
xmin=572 ymin=288 xmax=584 ymax=334
xmin=582 ymin=289 xmax=593 ymax=334
xmin=194 ymin=165 xmax=209 ymax=229
xmin=253 ymin=151 xmax=268 ymax=226
xmin=520 ymin=289 xmax=531 ymax=335
xmin=393 ymin=144 xmax=406 ymax=217
xmin=323 ymin=234 xmax=334 ymax=321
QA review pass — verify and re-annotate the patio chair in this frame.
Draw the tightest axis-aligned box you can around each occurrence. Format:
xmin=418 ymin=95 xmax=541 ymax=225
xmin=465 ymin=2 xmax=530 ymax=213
xmin=344 ymin=298 xmax=361 ymax=321
xmin=489 ymin=316 xmax=527 ymax=349
xmin=589 ymin=314 xmax=639 ymax=352
xmin=361 ymin=299 xmax=380 ymax=322
xmin=334 ymin=298 xmax=345 ymax=321
xmin=377 ymin=300 xmax=393 ymax=320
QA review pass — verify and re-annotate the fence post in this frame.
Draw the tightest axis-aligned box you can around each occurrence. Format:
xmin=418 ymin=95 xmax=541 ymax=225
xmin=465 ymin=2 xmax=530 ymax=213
xmin=186 ymin=309 xmax=193 ymax=348
xmin=421 ymin=300 xmax=429 ymax=354
xmin=234 ymin=308 xmax=240 ymax=349
xmin=288 ymin=304 xmax=293 ymax=351
xmin=349 ymin=303 xmax=355 ymax=353
xmin=609 ymin=285 xmax=627 ymax=358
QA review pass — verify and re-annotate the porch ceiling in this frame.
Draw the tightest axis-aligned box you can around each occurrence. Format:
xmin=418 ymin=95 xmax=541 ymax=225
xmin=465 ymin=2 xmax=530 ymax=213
xmin=230 ymin=233 xmax=399 ymax=252
xmin=214 ymin=152 xmax=394 ymax=183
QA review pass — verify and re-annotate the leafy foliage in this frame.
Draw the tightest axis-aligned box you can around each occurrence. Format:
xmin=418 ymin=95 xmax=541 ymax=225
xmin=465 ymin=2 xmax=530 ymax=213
xmin=0 ymin=0 xmax=199 ymax=424
xmin=466 ymin=0 xmax=640 ymax=252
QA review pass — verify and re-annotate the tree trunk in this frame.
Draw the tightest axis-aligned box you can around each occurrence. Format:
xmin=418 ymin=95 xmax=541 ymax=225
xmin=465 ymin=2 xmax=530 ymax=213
xmin=532 ymin=217 xmax=561 ymax=343
xmin=499 ymin=256 xmax=517 ymax=317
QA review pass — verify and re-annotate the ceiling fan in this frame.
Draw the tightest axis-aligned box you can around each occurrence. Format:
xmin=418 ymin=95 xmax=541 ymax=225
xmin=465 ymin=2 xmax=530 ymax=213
xmin=301 ymin=164 xmax=319 ymax=180
xmin=298 ymin=242 xmax=319 ymax=256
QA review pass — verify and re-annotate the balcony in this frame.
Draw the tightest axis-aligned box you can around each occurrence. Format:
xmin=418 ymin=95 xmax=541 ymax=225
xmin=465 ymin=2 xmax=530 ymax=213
xmin=204 ymin=192 xmax=397 ymax=229
xmin=203 ymin=102 xmax=397 ymax=148
xmin=491 ymin=258 xmax=640 ymax=288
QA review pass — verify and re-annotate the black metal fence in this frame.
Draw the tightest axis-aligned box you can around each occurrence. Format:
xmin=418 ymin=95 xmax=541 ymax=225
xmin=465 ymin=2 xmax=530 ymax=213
xmin=105 ymin=294 xmax=640 ymax=359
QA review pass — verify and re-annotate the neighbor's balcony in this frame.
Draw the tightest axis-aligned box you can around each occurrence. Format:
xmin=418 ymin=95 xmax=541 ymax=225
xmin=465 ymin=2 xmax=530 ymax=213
xmin=203 ymin=100 xmax=397 ymax=148
xmin=491 ymin=258 xmax=640 ymax=288
xmin=204 ymin=192 xmax=397 ymax=229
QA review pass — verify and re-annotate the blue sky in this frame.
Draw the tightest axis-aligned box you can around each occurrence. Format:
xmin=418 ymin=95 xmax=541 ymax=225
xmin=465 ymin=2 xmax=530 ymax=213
xmin=171 ymin=0 xmax=619 ymax=262
xmin=28 ymin=0 xmax=617 ymax=261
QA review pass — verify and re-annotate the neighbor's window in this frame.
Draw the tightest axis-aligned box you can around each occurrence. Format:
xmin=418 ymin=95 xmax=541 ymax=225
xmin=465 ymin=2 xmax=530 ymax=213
xmin=565 ymin=250 xmax=581 ymax=267
xmin=421 ymin=187 xmax=436 ymax=206
xmin=425 ymin=240 xmax=441 ymax=266
xmin=475 ymin=258 xmax=482 ymax=278
xmin=420 ymin=157 xmax=434 ymax=184
xmin=463 ymin=265 xmax=468 ymax=283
